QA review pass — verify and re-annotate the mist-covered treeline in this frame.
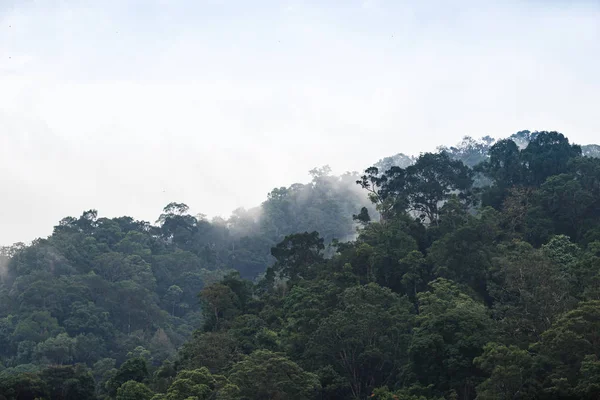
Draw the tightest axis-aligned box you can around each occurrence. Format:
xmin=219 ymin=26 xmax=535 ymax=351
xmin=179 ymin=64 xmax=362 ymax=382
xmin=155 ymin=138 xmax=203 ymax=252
xmin=0 ymin=165 xmax=375 ymax=395
xmin=2 ymin=131 xmax=600 ymax=400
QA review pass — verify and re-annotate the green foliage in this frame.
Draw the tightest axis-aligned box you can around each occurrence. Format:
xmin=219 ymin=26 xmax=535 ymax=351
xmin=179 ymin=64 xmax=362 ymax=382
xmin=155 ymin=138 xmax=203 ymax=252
xmin=474 ymin=343 xmax=537 ymax=400
xmin=0 ymin=364 xmax=95 ymax=400
xmin=359 ymin=152 xmax=474 ymax=224
xmin=269 ymin=231 xmax=325 ymax=283
xmin=178 ymin=331 xmax=242 ymax=373
xmin=161 ymin=367 xmax=238 ymax=400
xmin=12 ymin=311 xmax=63 ymax=343
xmin=307 ymin=284 xmax=414 ymax=398
xmin=199 ymin=283 xmax=240 ymax=331
xmin=117 ymin=381 xmax=154 ymax=400
xmin=228 ymin=350 xmax=320 ymax=400
xmin=0 ymin=369 xmax=47 ymax=400
xmin=534 ymin=300 xmax=600 ymax=396
xmin=405 ymin=152 xmax=474 ymax=224
xmin=408 ymin=279 xmax=493 ymax=399
xmin=34 ymin=333 xmax=76 ymax=365
xmin=40 ymin=364 xmax=97 ymax=400
xmin=479 ymin=131 xmax=583 ymax=210
xmin=2 ymin=131 xmax=600 ymax=400
xmin=106 ymin=357 xmax=149 ymax=397
xmin=371 ymin=386 xmax=444 ymax=400
xmin=488 ymin=241 xmax=576 ymax=343
xmin=521 ymin=131 xmax=582 ymax=186
xmin=427 ymin=208 xmax=500 ymax=297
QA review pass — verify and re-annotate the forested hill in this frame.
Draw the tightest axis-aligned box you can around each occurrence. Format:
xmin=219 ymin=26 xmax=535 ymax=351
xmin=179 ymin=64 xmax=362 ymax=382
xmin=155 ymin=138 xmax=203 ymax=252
xmin=378 ymin=131 xmax=600 ymax=173
xmin=2 ymin=131 xmax=600 ymax=400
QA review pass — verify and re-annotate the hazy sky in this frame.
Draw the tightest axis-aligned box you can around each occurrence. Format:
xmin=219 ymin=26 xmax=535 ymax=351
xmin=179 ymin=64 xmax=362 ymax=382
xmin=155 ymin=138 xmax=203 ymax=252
xmin=1 ymin=0 xmax=599 ymax=245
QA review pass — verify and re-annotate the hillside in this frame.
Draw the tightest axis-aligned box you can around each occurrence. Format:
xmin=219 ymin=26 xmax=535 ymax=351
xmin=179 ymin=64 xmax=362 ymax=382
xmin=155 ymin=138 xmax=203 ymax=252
xmin=2 ymin=131 xmax=600 ymax=399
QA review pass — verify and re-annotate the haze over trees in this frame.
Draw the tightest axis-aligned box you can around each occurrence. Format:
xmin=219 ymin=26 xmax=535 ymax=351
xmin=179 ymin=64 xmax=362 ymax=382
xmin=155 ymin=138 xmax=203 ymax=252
xmin=2 ymin=131 xmax=600 ymax=399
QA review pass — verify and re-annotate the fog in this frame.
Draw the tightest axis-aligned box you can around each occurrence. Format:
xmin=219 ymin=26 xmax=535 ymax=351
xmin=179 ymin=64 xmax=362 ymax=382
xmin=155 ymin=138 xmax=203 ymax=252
xmin=1 ymin=0 xmax=599 ymax=245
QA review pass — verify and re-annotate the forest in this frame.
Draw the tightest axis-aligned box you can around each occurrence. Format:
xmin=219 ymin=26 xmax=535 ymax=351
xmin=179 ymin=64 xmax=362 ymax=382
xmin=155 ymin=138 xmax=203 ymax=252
xmin=2 ymin=130 xmax=600 ymax=400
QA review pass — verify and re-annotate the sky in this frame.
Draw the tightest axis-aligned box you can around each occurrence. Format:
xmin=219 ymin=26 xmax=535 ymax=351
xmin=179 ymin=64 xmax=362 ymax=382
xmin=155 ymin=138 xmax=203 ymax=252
xmin=0 ymin=0 xmax=599 ymax=245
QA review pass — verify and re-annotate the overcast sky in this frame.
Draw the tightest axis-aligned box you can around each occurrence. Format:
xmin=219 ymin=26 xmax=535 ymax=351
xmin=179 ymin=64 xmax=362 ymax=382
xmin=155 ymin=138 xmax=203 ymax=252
xmin=0 ymin=0 xmax=599 ymax=245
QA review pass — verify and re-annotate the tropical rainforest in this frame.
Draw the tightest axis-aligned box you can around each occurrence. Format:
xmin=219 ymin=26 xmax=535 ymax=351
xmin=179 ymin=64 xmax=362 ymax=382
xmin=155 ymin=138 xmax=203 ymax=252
xmin=2 ymin=130 xmax=600 ymax=400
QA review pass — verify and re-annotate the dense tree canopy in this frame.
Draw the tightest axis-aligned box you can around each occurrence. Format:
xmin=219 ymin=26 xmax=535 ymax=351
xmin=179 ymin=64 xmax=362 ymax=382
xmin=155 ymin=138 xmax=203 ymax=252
xmin=1 ymin=131 xmax=600 ymax=400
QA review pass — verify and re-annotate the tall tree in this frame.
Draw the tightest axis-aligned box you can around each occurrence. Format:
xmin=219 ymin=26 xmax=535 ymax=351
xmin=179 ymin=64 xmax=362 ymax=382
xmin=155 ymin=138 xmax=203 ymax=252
xmin=521 ymin=131 xmax=582 ymax=186
xmin=307 ymin=284 xmax=414 ymax=399
xmin=268 ymin=232 xmax=325 ymax=283
xmin=229 ymin=350 xmax=320 ymax=400
xmin=408 ymin=279 xmax=493 ymax=400
xmin=404 ymin=152 xmax=474 ymax=225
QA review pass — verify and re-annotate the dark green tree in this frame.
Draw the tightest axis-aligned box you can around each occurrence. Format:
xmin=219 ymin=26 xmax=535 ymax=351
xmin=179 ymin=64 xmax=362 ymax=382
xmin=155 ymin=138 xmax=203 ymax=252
xmin=408 ymin=279 xmax=493 ymax=399
xmin=116 ymin=380 xmax=154 ymax=400
xmin=106 ymin=357 xmax=149 ymax=397
xmin=307 ymin=284 xmax=414 ymax=399
xmin=229 ymin=350 xmax=320 ymax=400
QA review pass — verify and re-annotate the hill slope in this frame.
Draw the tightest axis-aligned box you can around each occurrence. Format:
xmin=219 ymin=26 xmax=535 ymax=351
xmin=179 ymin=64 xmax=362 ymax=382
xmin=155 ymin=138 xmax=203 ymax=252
xmin=2 ymin=130 xmax=600 ymax=400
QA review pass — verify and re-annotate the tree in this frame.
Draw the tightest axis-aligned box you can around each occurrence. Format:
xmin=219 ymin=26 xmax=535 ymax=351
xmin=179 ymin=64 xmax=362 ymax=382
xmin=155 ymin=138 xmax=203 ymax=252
xmin=488 ymin=241 xmax=576 ymax=344
xmin=269 ymin=232 xmax=325 ymax=283
xmin=352 ymin=206 xmax=371 ymax=225
xmin=500 ymin=186 xmax=535 ymax=236
xmin=568 ymin=156 xmax=600 ymax=244
xmin=92 ymin=253 xmax=155 ymax=289
xmin=112 ymin=279 xmax=162 ymax=335
xmin=148 ymin=329 xmax=175 ymax=364
xmin=116 ymin=381 xmax=154 ymax=400
xmin=355 ymin=217 xmax=421 ymax=291
xmin=478 ymin=139 xmax=523 ymax=207
xmin=280 ymin=279 xmax=342 ymax=358
xmin=163 ymin=285 xmax=183 ymax=317
xmin=531 ymin=174 xmax=593 ymax=242
xmin=156 ymin=203 xmax=198 ymax=246
xmin=0 ymin=316 xmax=15 ymax=357
xmin=574 ymin=355 xmax=600 ymax=399
xmin=199 ymin=283 xmax=240 ymax=331
xmin=521 ymin=131 xmax=582 ymax=186
xmin=63 ymin=300 xmax=114 ymax=338
xmin=399 ymin=250 xmax=428 ymax=300
xmin=542 ymin=234 xmax=580 ymax=269
xmin=571 ymin=242 xmax=600 ymax=300
xmin=229 ymin=350 xmax=320 ymax=400
xmin=34 ymin=333 xmax=76 ymax=365
xmin=157 ymin=203 xmax=190 ymax=222
xmin=152 ymin=250 xmax=203 ymax=307
xmin=532 ymin=300 xmax=600 ymax=397
xmin=474 ymin=343 xmax=537 ymax=400
xmin=307 ymin=284 xmax=415 ymax=399
xmin=404 ymin=152 xmax=474 ymax=224
xmin=220 ymin=271 xmax=254 ymax=313
xmin=106 ymin=357 xmax=149 ymax=397
xmin=408 ymin=279 xmax=493 ymax=400
xmin=438 ymin=135 xmax=496 ymax=168
xmin=39 ymin=364 xmax=96 ymax=400
xmin=0 ymin=369 xmax=47 ymax=400
xmin=357 ymin=166 xmax=408 ymax=221
xmin=11 ymin=311 xmax=63 ymax=343
xmin=371 ymin=386 xmax=443 ymax=400
xmin=178 ymin=331 xmax=242 ymax=373
xmin=92 ymin=358 xmax=116 ymax=398
xmin=163 ymin=368 xmax=238 ymax=400
xmin=427 ymin=208 xmax=501 ymax=298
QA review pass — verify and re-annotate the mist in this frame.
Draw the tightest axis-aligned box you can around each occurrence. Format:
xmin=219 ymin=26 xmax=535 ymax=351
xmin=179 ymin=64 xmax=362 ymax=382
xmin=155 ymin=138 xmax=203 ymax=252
xmin=1 ymin=0 xmax=599 ymax=245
